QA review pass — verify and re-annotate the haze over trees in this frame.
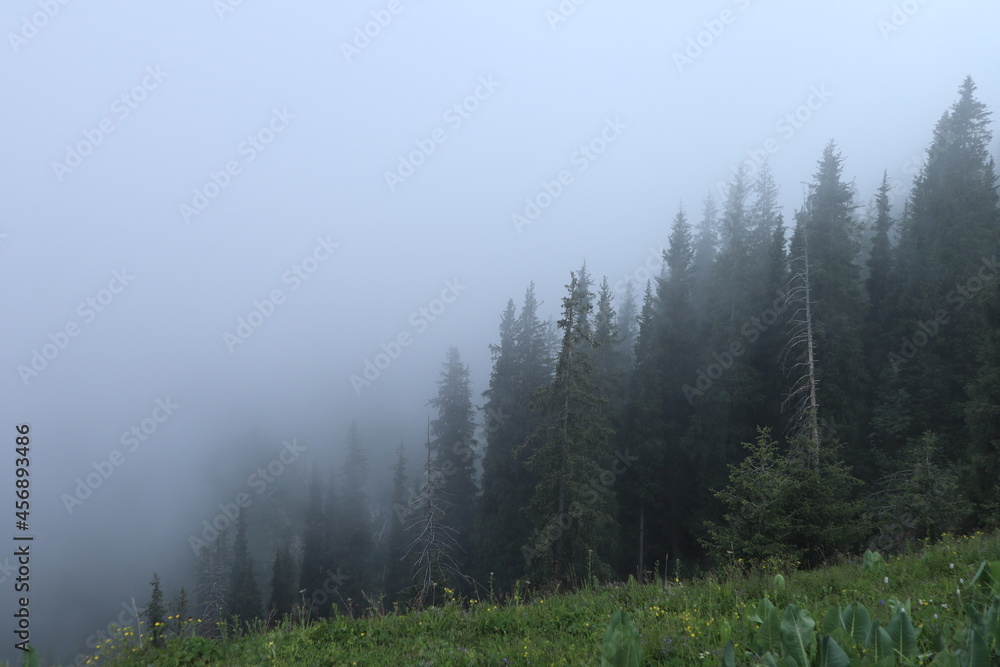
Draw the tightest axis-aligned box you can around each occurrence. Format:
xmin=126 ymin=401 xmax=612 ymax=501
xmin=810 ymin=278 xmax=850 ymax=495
xmin=145 ymin=77 xmax=1000 ymax=634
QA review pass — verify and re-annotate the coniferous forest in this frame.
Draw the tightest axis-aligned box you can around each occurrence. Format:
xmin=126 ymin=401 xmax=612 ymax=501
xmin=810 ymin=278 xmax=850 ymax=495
xmin=153 ymin=77 xmax=999 ymax=633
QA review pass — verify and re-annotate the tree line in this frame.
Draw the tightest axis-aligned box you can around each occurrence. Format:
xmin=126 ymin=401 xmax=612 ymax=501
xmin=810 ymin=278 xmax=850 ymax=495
xmin=144 ymin=76 xmax=1000 ymax=634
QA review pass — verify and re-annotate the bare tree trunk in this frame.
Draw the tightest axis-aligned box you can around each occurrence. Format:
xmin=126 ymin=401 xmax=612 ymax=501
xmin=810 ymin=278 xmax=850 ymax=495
xmin=782 ymin=223 xmax=821 ymax=466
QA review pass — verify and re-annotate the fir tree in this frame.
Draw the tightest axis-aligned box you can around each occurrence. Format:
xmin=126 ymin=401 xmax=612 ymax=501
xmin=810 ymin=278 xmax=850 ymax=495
xmin=384 ymin=442 xmax=411 ymax=603
xmin=170 ymin=586 xmax=189 ymax=637
xmin=229 ymin=511 xmax=262 ymax=624
xmin=793 ymin=142 xmax=869 ymax=469
xmin=428 ymin=347 xmax=478 ymax=583
xmin=693 ymin=193 xmax=719 ymax=322
xmin=520 ymin=273 xmax=614 ymax=586
xmin=882 ymin=77 xmax=999 ymax=461
xmin=144 ymin=573 xmax=166 ymax=648
xmin=269 ymin=544 xmax=295 ymax=619
xmin=614 ymin=280 xmax=638 ymax=371
xmin=332 ymin=422 xmax=374 ymax=613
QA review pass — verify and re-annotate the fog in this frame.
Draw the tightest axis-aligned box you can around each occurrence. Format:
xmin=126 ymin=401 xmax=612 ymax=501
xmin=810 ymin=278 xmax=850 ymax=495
xmin=2 ymin=0 xmax=998 ymax=662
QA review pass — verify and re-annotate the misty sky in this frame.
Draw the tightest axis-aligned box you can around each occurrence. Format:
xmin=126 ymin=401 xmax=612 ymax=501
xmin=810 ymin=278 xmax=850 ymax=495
xmin=2 ymin=0 xmax=999 ymax=662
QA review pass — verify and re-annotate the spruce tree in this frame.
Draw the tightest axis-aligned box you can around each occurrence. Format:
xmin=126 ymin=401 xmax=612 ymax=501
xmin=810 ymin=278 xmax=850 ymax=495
xmin=693 ymin=194 xmax=719 ymax=322
xmin=332 ymin=422 xmax=374 ymax=612
xmin=144 ymin=573 xmax=166 ymax=648
xmin=614 ymin=280 xmax=638 ymax=371
xmin=882 ymin=77 xmax=999 ymax=461
xmin=793 ymin=142 xmax=869 ymax=470
xmin=428 ymin=347 xmax=478 ymax=583
xmin=382 ymin=443 xmax=411 ymax=603
xmin=269 ymin=544 xmax=295 ymax=619
xmin=592 ymin=277 xmax=624 ymax=409
xmin=964 ymin=276 xmax=1000 ymax=516
xmin=521 ymin=273 xmax=614 ymax=586
xmin=170 ymin=586 xmax=189 ymax=636
xmin=229 ymin=511 xmax=262 ymax=624
xmin=476 ymin=285 xmax=553 ymax=589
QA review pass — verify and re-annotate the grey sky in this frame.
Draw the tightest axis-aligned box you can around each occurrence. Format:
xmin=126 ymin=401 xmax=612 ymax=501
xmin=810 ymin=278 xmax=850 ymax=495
xmin=2 ymin=0 xmax=998 ymax=661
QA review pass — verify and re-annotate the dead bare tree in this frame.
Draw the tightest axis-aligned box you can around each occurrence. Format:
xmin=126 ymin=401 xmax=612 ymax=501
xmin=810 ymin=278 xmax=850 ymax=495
xmin=403 ymin=421 xmax=469 ymax=609
xmin=781 ymin=221 xmax=821 ymax=467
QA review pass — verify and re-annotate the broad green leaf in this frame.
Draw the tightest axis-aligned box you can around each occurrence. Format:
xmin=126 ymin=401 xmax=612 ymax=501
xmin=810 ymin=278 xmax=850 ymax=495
xmin=863 ymin=550 xmax=886 ymax=574
xmin=816 ymin=634 xmax=850 ymax=667
xmin=965 ymin=602 xmax=984 ymax=636
xmin=842 ymin=602 xmax=871 ymax=648
xmin=826 ymin=628 xmax=859 ymax=659
xmin=753 ymin=603 xmax=783 ymax=655
xmin=720 ymin=639 xmax=735 ymax=667
xmin=886 ymin=609 xmax=917 ymax=659
xmin=759 ymin=652 xmax=779 ymax=667
xmin=965 ymin=627 xmax=991 ymax=667
xmin=864 ymin=621 xmax=893 ymax=664
xmin=751 ymin=597 xmax=778 ymax=624
xmin=601 ymin=610 xmax=642 ymax=667
xmin=823 ymin=605 xmax=843 ymax=634
xmin=780 ymin=604 xmax=815 ymax=667
xmin=968 ymin=561 xmax=1000 ymax=599
xmin=984 ymin=595 xmax=1000 ymax=644
xmin=928 ymin=650 xmax=959 ymax=667
xmin=23 ymin=646 xmax=39 ymax=667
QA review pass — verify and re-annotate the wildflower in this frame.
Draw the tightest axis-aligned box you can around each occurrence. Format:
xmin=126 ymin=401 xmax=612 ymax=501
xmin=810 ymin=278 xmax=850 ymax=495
xmin=883 ymin=577 xmax=889 ymax=584
xmin=949 ymin=563 xmax=955 ymax=569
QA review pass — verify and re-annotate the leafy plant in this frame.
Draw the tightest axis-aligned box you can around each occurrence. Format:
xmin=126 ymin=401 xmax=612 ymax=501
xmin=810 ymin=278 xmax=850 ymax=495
xmin=601 ymin=609 xmax=642 ymax=667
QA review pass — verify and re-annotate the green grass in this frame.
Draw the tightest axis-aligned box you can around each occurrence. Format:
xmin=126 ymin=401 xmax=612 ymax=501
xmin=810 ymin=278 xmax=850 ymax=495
xmin=67 ymin=531 xmax=999 ymax=666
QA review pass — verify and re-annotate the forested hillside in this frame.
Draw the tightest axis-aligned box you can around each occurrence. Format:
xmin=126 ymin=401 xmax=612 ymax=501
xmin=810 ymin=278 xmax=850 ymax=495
xmin=139 ymin=77 xmax=1000 ymax=637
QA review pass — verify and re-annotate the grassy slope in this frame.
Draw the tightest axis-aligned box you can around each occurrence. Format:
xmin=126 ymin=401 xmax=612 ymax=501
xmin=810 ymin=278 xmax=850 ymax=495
xmin=79 ymin=531 xmax=998 ymax=666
